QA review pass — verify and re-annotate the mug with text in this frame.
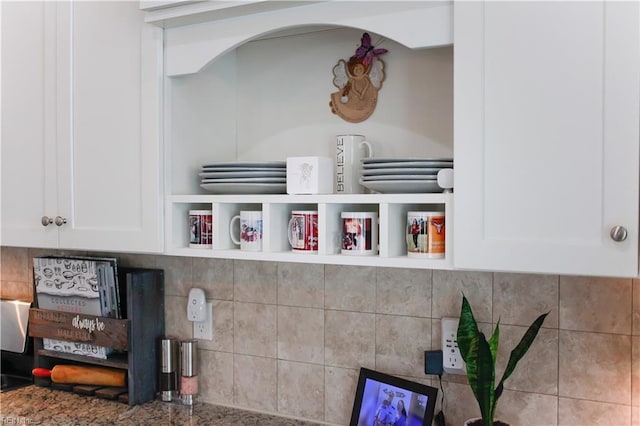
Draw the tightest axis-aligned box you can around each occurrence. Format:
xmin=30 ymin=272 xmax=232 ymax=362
xmin=288 ymin=210 xmax=318 ymax=253
xmin=341 ymin=212 xmax=378 ymax=256
xmin=229 ymin=211 xmax=263 ymax=252
xmin=335 ymin=134 xmax=373 ymax=194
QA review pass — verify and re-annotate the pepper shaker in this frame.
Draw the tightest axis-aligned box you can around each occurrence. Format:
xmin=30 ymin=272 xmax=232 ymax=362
xmin=159 ymin=337 xmax=179 ymax=402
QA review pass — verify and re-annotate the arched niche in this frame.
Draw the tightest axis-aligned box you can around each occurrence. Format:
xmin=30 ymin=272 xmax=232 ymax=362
xmin=164 ymin=2 xmax=452 ymax=76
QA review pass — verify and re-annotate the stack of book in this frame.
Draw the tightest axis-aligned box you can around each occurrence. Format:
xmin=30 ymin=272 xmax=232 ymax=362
xmin=33 ymin=256 xmax=121 ymax=359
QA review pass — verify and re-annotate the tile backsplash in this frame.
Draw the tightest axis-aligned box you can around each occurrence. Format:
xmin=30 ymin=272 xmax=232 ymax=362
xmin=1 ymin=246 xmax=638 ymax=425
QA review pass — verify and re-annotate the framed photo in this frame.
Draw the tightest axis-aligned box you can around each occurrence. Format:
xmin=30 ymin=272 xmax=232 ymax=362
xmin=350 ymin=368 xmax=438 ymax=426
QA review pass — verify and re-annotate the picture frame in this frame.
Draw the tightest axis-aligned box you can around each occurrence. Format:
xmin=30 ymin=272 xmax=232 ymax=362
xmin=350 ymin=368 xmax=438 ymax=426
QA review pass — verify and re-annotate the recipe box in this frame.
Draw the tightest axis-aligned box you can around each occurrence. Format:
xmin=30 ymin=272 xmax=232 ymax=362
xmin=286 ymin=156 xmax=334 ymax=194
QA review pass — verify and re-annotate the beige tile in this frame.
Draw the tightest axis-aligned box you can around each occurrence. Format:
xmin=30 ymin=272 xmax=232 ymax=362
xmin=634 ymin=405 xmax=639 ymax=426
xmin=559 ymin=330 xmax=631 ymax=404
xmin=0 ymin=280 xmax=33 ymax=302
xmin=495 ymin=325 xmax=558 ymax=395
xmin=234 ymin=302 xmax=276 ymax=358
xmin=156 ymin=256 xmax=193 ymax=297
xmin=432 ymin=270 xmax=493 ymax=322
xmin=494 ymin=389 xmax=558 ymax=426
xmin=234 ymin=260 xmax=277 ymax=304
xmin=198 ymin=300 xmax=233 ymax=352
xmin=1 ymin=247 xmax=30 ymax=282
xmin=560 ymin=276 xmax=632 ymax=334
xmin=633 ymin=279 xmax=639 ymax=336
xmin=325 ymin=310 xmax=375 ymax=369
xmin=325 ymin=366 xmax=359 ymax=425
xmin=493 ymin=272 xmax=559 ymax=328
xmin=193 ymin=257 xmax=234 ymax=301
xmin=198 ymin=349 xmax=234 ymax=405
xmin=164 ymin=295 xmax=191 ymax=340
xmin=277 ymin=360 xmax=325 ymax=421
xmin=277 ymin=262 xmax=324 ymax=308
xmin=442 ymin=380 xmax=481 ymax=426
xmin=277 ymin=306 xmax=324 ymax=364
xmin=375 ymin=314 xmax=431 ymax=378
xmin=325 ymin=265 xmax=376 ymax=312
xmin=376 ymin=268 xmax=431 ymax=317
xmin=559 ymin=397 xmax=631 ymax=426
xmin=234 ymin=354 xmax=277 ymax=412
xmin=117 ymin=253 xmax=157 ymax=268
xmin=633 ymin=336 xmax=639 ymax=407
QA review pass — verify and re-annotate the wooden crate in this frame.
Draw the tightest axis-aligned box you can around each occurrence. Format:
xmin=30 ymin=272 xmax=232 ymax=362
xmin=29 ymin=267 xmax=164 ymax=406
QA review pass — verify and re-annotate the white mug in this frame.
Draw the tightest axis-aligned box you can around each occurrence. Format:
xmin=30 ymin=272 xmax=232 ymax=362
xmin=229 ymin=211 xmax=263 ymax=251
xmin=336 ymin=135 xmax=373 ymax=194
xmin=340 ymin=212 xmax=378 ymax=255
xmin=406 ymin=211 xmax=445 ymax=258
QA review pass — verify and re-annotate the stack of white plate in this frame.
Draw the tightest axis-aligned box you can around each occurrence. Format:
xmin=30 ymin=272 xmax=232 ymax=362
xmin=360 ymin=158 xmax=453 ymax=193
xmin=199 ymin=161 xmax=287 ymax=194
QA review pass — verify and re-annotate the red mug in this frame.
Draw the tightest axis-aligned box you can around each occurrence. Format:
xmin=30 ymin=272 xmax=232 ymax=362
xmin=287 ymin=210 xmax=318 ymax=253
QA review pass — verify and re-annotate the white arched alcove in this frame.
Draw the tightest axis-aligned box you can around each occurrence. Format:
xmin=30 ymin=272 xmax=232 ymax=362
xmin=164 ymin=2 xmax=452 ymax=76
xmin=164 ymin=2 xmax=453 ymax=196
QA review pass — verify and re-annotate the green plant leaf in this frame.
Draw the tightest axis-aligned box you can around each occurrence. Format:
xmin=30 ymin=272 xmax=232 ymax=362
xmin=475 ymin=332 xmax=496 ymax=426
xmin=457 ymin=295 xmax=479 ymax=362
xmin=494 ymin=312 xmax=549 ymax=403
xmin=458 ymin=295 xmax=496 ymax=425
xmin=488 ymin=319 xmax=500 ymax=365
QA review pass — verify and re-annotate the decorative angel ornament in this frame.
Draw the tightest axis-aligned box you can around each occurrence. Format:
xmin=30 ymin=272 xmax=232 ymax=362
xmin=330 ymin=33 xmax=387 ymax=123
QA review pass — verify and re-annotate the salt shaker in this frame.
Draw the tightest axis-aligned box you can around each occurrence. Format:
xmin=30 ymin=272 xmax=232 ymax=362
xmin=180 ymin=339 xmax=198 ymax=405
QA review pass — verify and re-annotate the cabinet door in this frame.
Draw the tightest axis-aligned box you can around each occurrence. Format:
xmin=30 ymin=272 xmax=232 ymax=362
xmin=1 ymin=2 xmax=59 ymax=247
xmin=55 ymin=2 xmax=163 ymax=252
xmin=454 ymin=2 xmax=639 ymax=277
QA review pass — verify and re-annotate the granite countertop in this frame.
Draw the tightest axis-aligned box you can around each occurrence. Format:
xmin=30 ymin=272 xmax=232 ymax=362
xmin=0 ymin=386 xmax=325 ymax=425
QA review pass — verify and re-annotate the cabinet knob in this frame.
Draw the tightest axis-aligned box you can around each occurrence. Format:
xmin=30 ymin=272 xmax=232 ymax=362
xmin=41 ymin=216 xmax=54 ymax=227
xmin=610 ymin=226 xmax=628 ymax=242
xmin=54 ymin=216 xmax=67 ymax=227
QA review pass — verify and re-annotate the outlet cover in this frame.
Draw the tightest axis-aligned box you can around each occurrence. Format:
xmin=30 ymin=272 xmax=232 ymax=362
xmin=441 ymin=317 xmax=466 ymax=375
xmin=193 ymin=302 xmax=213 ymax=341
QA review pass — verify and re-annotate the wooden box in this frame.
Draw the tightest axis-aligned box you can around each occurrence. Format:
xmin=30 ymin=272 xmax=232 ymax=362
xmin=28 ymin=267 xmax=164 ymax=406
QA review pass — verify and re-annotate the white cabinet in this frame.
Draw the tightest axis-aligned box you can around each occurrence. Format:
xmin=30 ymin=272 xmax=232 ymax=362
xmin=453 ymin=1 xmax=639 ymax=277
xmin=1 ymin=2 xmax=58 ymax=247
xmin=1 ymin=2 xmax=163 ymax=252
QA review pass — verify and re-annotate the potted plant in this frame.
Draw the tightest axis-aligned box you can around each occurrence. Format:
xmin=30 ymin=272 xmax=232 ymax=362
xmin=457 ymin=295 xmax=548 ymax=426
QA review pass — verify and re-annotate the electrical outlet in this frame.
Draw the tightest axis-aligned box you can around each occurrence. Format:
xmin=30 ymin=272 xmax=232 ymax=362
xmin=441 ymin=317 xmax=466 ymax=375
xmin=193 ymin=302 xmax=213 ymax=341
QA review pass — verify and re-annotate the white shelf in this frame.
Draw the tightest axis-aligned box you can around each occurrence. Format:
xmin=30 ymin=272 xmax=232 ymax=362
xmin=162 ymin=5 xmax=455 ymax=270
xmin=166 ymin=193 xmax=453 ymax=270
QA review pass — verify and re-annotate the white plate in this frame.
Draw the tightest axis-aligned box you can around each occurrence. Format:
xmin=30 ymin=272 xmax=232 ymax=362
xmin=361 ymin=167 xmax=442 ymax=176
xmin=199 ymin=171 xmax=286 ymax=178
xmin=201 ymin=182 xmax=287 ymax=194
xmin=201 ymin=177 xmax=286 ymax=183
xmin=359 ymin=179 xmax=442 ymax=193
xmin=362 ymin=157 xmax=453 ymax=163
xmin=202 ymin=161 xmax=286 ymax=169
xmin=361 ymin=175 xmax=438 ymax=181
xmin=362 ymin=161 xmax=453 ymax=169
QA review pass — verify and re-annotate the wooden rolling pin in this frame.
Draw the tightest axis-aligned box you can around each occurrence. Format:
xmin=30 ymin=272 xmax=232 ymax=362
xmin=45 ymin=365 xmax=126 ymax=387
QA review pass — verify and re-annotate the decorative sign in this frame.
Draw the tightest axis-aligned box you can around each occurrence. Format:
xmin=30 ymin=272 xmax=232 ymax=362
xmin=330 ymin=33 xmax=388 ymax=123
xmin=29 ymin=308 xmax=129 ymax=351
